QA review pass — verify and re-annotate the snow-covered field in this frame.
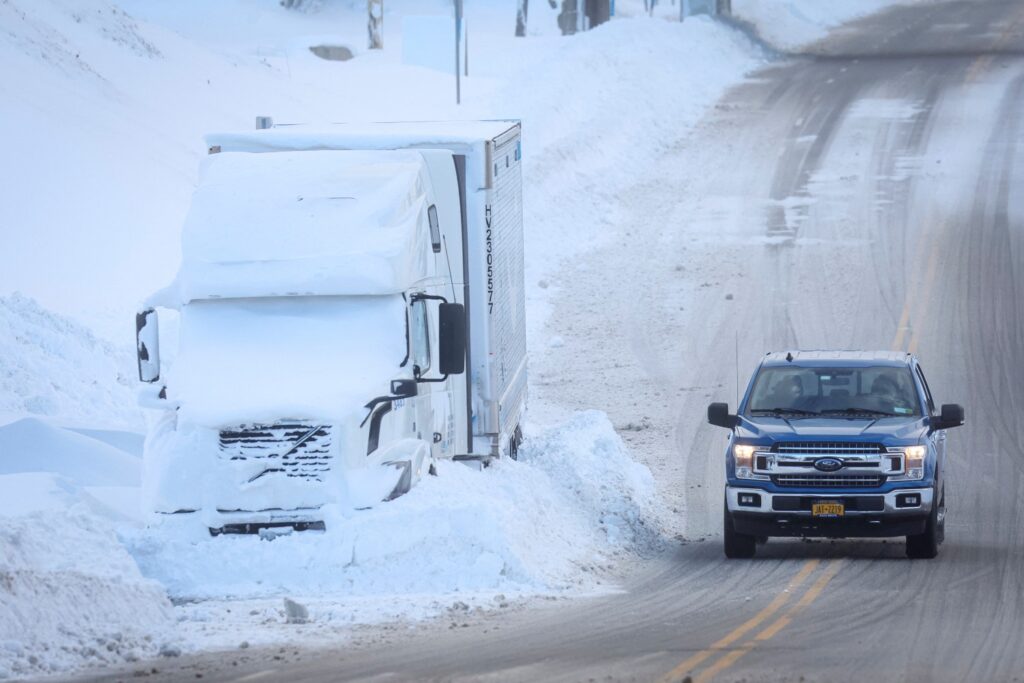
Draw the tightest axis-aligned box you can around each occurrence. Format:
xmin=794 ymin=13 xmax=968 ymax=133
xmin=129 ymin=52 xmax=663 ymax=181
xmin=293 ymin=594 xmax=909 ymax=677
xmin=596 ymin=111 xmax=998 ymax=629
xmin=0 ymin=0 xmax=913 ymax=678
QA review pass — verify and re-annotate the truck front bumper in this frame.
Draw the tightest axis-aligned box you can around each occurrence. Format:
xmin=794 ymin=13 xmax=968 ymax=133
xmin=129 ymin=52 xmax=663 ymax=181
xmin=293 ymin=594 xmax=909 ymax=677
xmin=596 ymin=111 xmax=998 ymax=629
xmin=726 ymin=486 xmax=933 ymax=538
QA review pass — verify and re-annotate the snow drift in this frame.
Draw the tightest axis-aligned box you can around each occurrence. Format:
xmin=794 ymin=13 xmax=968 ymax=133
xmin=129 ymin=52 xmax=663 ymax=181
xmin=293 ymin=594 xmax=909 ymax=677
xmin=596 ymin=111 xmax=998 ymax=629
xmin=0 ymin=476 xmax=173 ymax=680
xmin=127 ymin=411 xmax=659 ymax=601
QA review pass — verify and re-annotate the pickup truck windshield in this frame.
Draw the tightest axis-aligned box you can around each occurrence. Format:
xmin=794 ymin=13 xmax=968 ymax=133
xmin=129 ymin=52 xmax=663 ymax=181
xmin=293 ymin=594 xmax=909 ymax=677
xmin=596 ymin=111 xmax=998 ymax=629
xmin=746 ymin=366 xmax=922 ymax=417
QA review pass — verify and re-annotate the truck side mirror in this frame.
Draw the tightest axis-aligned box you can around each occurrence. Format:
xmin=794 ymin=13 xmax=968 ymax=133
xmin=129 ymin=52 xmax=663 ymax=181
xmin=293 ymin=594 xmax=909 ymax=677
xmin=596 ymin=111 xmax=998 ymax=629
xmin=135 ymin=308 xmax=161 ymax=383
xmin=933 ymin=403 xmax=964 ymax=430
xmin=708 ymin=402 xmax=738 ymax=429
xmin=438 ymin=303 xmax=466 ymax=375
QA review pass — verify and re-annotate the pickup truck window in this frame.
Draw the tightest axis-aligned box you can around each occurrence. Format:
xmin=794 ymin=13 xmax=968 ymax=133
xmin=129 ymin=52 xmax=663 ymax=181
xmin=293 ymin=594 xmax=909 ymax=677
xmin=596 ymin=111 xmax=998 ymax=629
xmin=746 ymin=366 xmax=922 ymax=417
xmin=916 ymin=365 xmax=936 ymax=414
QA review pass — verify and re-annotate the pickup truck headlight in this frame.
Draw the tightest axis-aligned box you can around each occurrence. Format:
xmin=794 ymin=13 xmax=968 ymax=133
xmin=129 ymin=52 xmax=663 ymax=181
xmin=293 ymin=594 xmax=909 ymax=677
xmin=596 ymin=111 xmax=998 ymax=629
xmin=733 ymin=444 xmax=757 ymax=479
xmin=899 ymin=445 xmax=926 ymax=480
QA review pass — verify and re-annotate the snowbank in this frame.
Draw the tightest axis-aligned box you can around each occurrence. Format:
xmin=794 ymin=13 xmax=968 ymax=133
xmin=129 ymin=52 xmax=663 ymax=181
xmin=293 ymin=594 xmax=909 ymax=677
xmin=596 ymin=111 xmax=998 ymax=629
xmin=0 ymin=476 xmax=173 ymax=680
xmin=0 ymin=294 xmax=141 ymax=430
xmin=120 ymin=412 xmax=661 ymax=652
xmin=128 ymin=411 xmax=658 ymax=600
xmin=732 ymin=0 xmax=924 ymax=50
xmin=0 ymin=418 xmax=140 ymax=486
xmin=0 ymin=407 xmax=663 ymax=677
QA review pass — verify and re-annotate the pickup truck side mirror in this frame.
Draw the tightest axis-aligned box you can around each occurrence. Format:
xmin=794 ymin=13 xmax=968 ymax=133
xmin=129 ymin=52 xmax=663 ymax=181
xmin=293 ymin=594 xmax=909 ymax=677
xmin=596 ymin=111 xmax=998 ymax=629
xmin=135 ymin=308 xmax=160 ymax=383
xmin=438 ymin=303 xmax=466 ymax=376
xmin=708 ymin=402 xmax=738 ymax=429
xmin=932 ymin=403 xmax=964 ymax=430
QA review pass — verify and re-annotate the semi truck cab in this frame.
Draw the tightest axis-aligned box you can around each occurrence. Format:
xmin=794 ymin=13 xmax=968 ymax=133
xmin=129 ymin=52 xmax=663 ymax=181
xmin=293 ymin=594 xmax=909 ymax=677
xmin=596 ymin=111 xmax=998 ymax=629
xmin=708 ymin=351 xmax=964 ymax=559
xmin=134 ymin=121 xmax=527 ymax=536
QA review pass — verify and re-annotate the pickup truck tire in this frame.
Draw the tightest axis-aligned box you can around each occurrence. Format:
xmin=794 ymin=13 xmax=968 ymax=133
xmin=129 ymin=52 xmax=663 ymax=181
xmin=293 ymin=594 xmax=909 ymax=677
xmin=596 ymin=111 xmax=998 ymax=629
xmin=905 ymin=487 xmax=941 ymax=559
xmin=724 ymin=499 xmax=757 ymax=559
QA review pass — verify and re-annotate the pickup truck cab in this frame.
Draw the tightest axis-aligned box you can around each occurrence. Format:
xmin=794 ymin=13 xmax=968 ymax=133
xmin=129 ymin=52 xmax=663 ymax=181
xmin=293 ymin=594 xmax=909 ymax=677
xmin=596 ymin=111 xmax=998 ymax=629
xmin=708 ymin=351 xmax=964 ymax=559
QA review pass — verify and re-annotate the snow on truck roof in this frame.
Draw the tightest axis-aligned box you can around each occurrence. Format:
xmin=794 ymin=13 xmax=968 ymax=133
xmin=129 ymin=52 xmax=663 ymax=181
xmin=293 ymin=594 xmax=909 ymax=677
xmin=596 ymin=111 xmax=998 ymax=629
xmin=207 ymin=120 xmax=520 ymax=155
xmin=763 ymin=350 xmax=913 ymax=367
xmin=176 ymin=149 xmax=434 ymax=302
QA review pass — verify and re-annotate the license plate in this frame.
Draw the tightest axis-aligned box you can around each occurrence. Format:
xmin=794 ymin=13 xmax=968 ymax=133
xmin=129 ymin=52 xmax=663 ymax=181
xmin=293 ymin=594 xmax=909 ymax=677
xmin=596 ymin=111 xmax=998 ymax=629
xmin=812 ymin=501 xmax=845 ymax=517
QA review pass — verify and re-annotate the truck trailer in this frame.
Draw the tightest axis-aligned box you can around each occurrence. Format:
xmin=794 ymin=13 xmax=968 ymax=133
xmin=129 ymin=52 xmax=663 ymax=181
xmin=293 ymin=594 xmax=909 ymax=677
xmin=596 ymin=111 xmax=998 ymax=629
xmin=135 ymin=120 xmax=527 ymax=535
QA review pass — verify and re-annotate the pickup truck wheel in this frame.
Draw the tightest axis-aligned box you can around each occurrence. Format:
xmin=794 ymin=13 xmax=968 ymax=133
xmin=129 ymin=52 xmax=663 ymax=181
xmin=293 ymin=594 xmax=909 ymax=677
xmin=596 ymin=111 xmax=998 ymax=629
xmin=724 ymin=500 xmax=756 ymax=559
xmin=906 ymin=488 xmax=940 ymax=559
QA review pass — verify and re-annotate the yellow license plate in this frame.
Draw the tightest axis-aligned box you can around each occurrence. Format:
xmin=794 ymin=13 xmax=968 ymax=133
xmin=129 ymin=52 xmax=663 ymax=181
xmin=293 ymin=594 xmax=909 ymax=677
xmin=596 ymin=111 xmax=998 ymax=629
xmin=812 ymin=502 xmax=845 ymax=517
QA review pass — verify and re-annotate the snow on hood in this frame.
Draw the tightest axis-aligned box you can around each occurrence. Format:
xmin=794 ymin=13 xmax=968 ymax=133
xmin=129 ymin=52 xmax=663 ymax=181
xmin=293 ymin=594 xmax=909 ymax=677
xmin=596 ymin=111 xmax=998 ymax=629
xmin=168 ymin=295 xmax=406 ymax=427
xmin=176 ymin=149 xmax=433 ymax=302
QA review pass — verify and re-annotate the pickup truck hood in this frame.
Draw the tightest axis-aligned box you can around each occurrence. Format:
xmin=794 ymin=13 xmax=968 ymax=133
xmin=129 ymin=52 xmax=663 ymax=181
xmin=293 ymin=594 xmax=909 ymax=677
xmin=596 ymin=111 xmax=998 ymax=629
xmin=735 ymin=416 xmax=928 ymax=445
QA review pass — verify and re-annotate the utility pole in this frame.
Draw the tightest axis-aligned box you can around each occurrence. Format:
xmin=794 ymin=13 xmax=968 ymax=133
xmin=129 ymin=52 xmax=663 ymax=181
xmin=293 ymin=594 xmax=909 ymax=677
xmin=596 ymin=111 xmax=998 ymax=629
xmin=516 ymin=0 xmax=529 ymax=37
xmin=368 ymin=0 xmax=383 ymax=49
xmin=455 ymin=0 xmax=463 ymax=104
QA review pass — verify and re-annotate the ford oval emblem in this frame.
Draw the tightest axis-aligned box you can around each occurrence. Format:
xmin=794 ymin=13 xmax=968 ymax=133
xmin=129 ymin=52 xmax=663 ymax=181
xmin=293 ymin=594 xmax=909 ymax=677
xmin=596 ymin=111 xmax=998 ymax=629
xmin=814 ymin=457 xmax=843 ymax=472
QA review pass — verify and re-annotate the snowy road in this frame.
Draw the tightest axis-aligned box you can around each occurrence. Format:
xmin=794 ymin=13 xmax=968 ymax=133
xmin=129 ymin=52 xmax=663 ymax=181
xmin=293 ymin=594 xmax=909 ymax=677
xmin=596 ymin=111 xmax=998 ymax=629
xmin=75 ymin=1 xmax=1024 ymax=681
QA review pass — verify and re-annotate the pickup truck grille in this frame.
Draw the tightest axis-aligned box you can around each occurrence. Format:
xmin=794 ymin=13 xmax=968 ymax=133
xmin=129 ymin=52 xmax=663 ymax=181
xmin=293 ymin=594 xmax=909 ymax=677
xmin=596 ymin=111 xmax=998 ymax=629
xmin=774 ymin=442 xmax=885 ymax=456
xmin=219 ymin=423 xmax=332 ymax=481
xmin=773 ymin=474 xmax=886 ymax=488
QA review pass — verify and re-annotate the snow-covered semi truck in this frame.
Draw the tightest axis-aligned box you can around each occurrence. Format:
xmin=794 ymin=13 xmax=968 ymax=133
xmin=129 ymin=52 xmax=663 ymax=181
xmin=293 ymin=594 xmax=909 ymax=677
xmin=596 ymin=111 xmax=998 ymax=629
xmin=135 ymin=120 xmax=527 ymax=534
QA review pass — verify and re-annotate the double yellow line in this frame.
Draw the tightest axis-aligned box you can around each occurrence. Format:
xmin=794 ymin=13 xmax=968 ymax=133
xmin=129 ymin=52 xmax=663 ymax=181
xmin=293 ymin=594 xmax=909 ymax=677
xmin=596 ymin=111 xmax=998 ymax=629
xmin=659 ymin=559 xmax=844 ymax=683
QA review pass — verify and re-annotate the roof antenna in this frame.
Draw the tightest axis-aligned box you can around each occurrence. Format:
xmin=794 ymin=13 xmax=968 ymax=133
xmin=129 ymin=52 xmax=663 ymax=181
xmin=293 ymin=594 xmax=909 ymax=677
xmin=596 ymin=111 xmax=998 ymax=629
xmin=786 ymin=351 xmax=794 ymax=362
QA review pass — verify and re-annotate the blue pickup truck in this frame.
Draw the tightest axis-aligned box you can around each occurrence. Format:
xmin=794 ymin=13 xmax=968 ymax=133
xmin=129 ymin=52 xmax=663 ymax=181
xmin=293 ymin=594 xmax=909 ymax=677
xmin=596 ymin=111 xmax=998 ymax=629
xmin=708 ymin=351 xmax=964 ymax=559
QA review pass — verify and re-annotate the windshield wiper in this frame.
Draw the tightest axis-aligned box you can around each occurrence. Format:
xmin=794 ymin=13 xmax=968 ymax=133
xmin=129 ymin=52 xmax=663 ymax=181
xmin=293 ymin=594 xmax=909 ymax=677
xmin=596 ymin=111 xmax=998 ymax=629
xmin=750 ymin=408 xmax=820 ymax=417
xmin=818 ymin=408 xmax=897 ymax=417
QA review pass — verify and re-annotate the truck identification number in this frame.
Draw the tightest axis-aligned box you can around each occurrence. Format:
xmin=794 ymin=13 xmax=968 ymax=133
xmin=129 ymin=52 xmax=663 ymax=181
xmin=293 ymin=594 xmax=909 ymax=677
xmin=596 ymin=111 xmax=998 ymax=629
xmin=485 ymin=205 xmax=494 ymax=314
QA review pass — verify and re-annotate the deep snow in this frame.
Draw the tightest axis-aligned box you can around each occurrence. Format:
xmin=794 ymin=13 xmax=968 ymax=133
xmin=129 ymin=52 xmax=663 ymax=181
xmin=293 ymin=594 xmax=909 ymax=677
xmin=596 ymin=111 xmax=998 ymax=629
xmin=0 ymin=0 xmax=919 ymax=678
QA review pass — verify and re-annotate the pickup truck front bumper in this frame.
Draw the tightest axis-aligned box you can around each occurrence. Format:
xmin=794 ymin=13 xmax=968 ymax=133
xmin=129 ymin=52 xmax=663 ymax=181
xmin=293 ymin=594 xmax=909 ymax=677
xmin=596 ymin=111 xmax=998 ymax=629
xmin=726 ymin=486 xmax=934 ymax=538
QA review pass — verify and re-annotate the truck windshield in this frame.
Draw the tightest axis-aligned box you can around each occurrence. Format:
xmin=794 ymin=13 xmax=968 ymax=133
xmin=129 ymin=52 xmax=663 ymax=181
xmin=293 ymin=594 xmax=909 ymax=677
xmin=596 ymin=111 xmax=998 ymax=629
xmin=173 ymin=295 xmax=407 ymax=425
xmin=746 ymin=366 xmax=922 ymax=417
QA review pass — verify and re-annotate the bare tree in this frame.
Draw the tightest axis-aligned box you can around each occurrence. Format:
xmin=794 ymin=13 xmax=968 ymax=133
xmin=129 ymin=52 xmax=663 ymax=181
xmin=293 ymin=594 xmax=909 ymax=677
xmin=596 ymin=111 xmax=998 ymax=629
xmin=368 ymin=0 xmax=383 ymax=49
xmin=516 ymin=0 xmax=529 ymax=37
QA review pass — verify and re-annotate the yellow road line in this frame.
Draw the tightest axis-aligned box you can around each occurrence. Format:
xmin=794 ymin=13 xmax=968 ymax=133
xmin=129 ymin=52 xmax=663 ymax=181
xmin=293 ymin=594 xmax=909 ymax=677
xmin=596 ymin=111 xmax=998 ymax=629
xmin=907 ymin=243 xmax=940 ymax=354
xmin=690 ymin=644 xmax=753 ymax=683
xmin=659 ymin=560 xmax=819 ymax=683
xmin=892 ymin=299 xmax=911 ymax=351
xmin=690 ymin=560 xmax=845 ymax=683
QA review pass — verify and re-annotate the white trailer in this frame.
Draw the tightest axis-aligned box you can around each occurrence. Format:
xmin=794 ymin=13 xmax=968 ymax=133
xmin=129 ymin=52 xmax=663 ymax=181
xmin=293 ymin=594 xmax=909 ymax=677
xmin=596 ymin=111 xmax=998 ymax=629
xmin=135 ymin=120 xmax=527 ymax=534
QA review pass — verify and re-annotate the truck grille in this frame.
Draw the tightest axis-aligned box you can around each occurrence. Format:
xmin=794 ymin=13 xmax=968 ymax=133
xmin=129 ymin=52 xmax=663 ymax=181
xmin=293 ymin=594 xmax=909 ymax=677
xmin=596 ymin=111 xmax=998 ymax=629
xmin=774 ymin=442 xmax=885 ymax=456
xmin=773 ymin=474 xmax=886 ymax=488
xmin=219 ymin=423 xmax=332 ymax=481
